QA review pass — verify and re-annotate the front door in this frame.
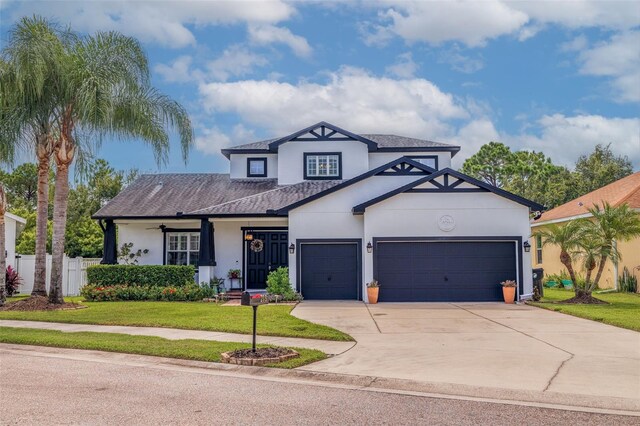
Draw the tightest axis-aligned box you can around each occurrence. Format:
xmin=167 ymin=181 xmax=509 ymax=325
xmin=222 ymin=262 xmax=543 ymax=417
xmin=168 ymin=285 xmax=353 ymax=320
xmin=246 ymin=231 xmax=289 ymax=289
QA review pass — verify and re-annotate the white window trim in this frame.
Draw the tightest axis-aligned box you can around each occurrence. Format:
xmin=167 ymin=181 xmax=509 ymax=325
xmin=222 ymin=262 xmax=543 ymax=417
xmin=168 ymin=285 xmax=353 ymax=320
xmin=304 ymin=153 xmax=341 ymax=179
xmin=166 ymin=232 xmax=200 ymax=266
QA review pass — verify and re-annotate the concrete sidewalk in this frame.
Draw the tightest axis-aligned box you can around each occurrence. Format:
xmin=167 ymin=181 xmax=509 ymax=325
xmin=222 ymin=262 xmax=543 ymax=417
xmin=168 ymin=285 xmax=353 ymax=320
xmin=0 ymin=320 xmax=355 ymax=355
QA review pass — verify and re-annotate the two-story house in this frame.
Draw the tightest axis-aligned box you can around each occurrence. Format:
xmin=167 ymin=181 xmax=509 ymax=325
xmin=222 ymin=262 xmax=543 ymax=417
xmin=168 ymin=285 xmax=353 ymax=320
xmin=94 ymin=122 xmax=543 ymax=302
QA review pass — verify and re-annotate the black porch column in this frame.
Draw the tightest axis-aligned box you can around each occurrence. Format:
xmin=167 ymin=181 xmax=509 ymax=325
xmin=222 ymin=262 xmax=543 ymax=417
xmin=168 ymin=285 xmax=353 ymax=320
xmin=100 ymin=219 xmax=118 ymax=264
xmin=198 ymin=219 xmax=216 ymax=266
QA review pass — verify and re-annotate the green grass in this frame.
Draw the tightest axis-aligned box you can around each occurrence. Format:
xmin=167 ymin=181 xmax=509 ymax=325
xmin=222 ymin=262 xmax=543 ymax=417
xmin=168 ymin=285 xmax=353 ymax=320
xmin=0 ymin=326 xmax=326 ymax=368
xmin=0 ymin=297 xmax=352 ymax=341
xmin=530 ymin=288 xmax=640 ymax=332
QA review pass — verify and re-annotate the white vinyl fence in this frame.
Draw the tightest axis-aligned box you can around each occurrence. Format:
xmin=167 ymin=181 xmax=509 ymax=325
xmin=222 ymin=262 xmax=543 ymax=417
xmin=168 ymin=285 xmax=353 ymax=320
xmin=15 ymin=255 xmax=101 ymax=296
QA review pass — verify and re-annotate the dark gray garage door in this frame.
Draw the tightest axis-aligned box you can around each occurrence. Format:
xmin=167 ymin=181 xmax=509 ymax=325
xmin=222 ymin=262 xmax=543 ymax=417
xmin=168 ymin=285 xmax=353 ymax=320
xmin=300 ymin=243 xmax=359 ymax=300
xmin=375 ymin=241 xmax=516 ymax=302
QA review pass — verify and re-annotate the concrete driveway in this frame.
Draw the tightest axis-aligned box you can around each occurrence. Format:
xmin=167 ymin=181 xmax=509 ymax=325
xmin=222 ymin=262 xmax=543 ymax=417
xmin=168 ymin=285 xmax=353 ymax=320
xmin=292 ymin=302 xmax=640 ymax=410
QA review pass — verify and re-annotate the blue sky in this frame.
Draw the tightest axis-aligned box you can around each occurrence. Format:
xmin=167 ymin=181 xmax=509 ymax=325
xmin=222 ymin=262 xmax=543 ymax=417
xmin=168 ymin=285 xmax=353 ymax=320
xmin=2 ymin=0 xmax=639 ymax=174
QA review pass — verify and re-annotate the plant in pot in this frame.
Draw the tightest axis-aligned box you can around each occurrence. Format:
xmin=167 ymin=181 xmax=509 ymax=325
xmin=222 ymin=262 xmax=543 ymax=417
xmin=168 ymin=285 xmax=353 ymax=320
xmin=500 ymin=280 xmax=516 ymax=304
xmin=367 ymin=280 xmax=380 ymax=304
xmin=227 ymin=269 xmax=242 ymax=290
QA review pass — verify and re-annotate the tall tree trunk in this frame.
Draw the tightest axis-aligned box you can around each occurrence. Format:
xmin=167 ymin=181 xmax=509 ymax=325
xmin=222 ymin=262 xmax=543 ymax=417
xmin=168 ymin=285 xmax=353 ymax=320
xmin=32 ymin=135 xmax=53 ymax=297
xmin=0 ymin=185 xmax=7 ymax=306
xmin=592 ymin=254 xmax=608 ymax=293
xmin=49 ymin=131 xmax=75 ymax=304
xmin=560 ymin=250 xmax=580 ymax=296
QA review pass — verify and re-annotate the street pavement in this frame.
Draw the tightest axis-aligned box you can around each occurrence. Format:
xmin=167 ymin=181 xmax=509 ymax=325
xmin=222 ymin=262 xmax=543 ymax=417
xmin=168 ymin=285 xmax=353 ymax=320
xmin=0 ymin=345 xmax=637 ymax=425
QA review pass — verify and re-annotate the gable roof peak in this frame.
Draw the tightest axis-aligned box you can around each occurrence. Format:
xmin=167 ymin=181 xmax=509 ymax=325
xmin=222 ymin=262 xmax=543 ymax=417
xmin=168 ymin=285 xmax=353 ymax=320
xmin=267 ymin=121 xmax=378 ymax=152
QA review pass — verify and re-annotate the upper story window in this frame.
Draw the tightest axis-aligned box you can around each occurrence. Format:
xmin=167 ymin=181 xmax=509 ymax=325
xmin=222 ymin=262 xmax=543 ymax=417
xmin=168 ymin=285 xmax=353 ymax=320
xmin=304 ymin=152 xmax=342 ymax=180
xmin=166 ymin=232 xmax=199 ymax=267
xmin=247 ymin=158 xmax=267 ymax=177
xmin=411 ymin=156 xmax=438 ymax=170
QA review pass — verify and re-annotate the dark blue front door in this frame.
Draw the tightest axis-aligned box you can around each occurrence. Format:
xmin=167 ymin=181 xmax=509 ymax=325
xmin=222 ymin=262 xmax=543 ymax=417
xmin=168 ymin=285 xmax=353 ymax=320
xmin=246 ymin=232 xmax=288 ymax=289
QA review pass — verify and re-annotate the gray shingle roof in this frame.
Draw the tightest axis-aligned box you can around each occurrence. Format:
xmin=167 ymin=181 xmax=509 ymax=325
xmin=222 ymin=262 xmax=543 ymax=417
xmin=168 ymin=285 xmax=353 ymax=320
xmin=188 ymin=180 xmax=342 ymax=215
xmin=93 ymin=174 xmax=279 ymax=218
xmin=222 ymin=134 xmax=456 ymax=154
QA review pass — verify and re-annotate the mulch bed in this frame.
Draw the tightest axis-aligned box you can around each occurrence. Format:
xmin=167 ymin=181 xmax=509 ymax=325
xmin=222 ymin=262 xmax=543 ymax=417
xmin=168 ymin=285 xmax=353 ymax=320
xmin=221 ymin=347 xmax=299 ymax=366
xmin=558 ymin=294 xmax=609 ymax=305
xmin=0 ymin=296 xmax=86 ymax=311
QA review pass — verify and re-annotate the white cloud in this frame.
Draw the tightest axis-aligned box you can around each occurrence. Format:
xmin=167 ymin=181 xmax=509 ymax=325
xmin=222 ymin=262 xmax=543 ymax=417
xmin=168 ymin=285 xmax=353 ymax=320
xmin=438 ymin=48 xmax=484 ymax=74
xmin=364 ymin=1 xmax=640 ymax=47
xmin=385 ymin=52 xmax=418 ymax=78
xmin=515 ymin=114 xmax=640 ymax=166
xmin=248 ymin=24 xmax=312 ymax=58
xmin=452 ymin=119 xmax=501 ymax=166
xmin=155 ymin=56 xmax=198 ymax=83
xmin=195 ymin=126 xmax=232 ymax=155
xmin=4 ymin=0 xmax=295 ymax=48
xmin=559 ymin=35 xmax=589 ymax=52
xmin=577 ymin=31 xmax=640 ymax=102
xmin=207 ymin=46 xmax=268 ymax=81
xmin=198 ymin=66 xmax=468 ymax=138
xmin=369 ymin=0 xmax=529 ymax=47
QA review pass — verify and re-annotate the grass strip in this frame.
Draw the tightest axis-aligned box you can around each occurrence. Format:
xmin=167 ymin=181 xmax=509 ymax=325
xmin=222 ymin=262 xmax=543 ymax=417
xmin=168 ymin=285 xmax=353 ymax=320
xmin=529 ymin=288 xmax=640 ymax=332
xmin=0 ymin=326 xmax=327 ymax=369
xmin=0 ymin=297 xmax=352 ymax=342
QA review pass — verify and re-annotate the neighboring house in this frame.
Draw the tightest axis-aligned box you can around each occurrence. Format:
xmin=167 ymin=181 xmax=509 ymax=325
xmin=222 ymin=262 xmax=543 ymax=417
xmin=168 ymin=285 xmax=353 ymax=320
xmin=4 ymin=212 xmax=26 ymax=270
xmin=530 ymin=172 xmax=640 ymax=289
xmin=94 ymin=122 xmax=543 ymax=302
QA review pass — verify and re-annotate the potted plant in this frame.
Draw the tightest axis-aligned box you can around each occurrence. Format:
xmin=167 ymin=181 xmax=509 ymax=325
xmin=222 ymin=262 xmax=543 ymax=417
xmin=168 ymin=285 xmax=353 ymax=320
xmin=227 ymin=269 xmax=242 ymax=290
xmin=367 ymin=280 xmax=380 ymax=304
xmin=500 ymin=280 xmax=516 ymax=304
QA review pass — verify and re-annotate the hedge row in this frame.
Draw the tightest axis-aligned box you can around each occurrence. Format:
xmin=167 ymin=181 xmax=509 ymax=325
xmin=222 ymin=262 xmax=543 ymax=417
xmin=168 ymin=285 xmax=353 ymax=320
xmin=81 ymin=284 xmax=215 ymax=302
xmin=86 ymin=265 xmax=195 ymax=287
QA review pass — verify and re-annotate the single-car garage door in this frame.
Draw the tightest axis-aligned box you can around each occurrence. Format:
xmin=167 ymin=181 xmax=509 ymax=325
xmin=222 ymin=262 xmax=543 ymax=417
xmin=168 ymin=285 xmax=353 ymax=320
xmin=375 ymin=241 xmax=517 ymax=302
xmin=300 ymin=242 xmax=360 ymax=300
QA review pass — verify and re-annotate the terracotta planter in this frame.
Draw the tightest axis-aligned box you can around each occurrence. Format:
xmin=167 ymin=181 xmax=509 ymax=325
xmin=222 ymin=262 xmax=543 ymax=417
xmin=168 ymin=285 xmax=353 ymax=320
xmin=502 ymin=286 xmax=516 ymax=304
xmin=367 ymin=287 xmax=379 ymax=304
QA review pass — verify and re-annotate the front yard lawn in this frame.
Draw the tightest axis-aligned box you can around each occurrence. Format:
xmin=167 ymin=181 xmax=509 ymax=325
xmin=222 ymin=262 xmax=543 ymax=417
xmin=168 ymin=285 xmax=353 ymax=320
xmin=0 ymin=297 xmax=352 ymax=341
xmin=0 ymin=326 xmax=325 ymax=368
xmin=530 ymin=288 xmax=640 ymax=332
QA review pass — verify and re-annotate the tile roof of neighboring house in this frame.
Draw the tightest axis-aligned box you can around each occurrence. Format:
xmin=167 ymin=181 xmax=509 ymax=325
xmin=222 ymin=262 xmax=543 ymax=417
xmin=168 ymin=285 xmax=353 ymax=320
xmin=535 ymin=172 xmax=640 ymax=224
xmin=187 ymin=180 xmax=342 ymax=216
xmin=221 ymin=134 xmax=458 ymax=157
xmin=93 ymin=174 xmax=280 ymax=219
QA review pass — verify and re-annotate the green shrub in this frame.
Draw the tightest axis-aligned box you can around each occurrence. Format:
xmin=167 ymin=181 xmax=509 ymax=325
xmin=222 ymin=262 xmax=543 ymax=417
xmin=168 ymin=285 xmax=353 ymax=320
xmin=87 ymin=265 xmax=195 ymax=287
xmin=266 ymin=267 xmax=294 ymax=297
xmin=619 ymin=267 xmax=638 ymax=293
xmin=81 ymin=284 xmax=216 ymax=302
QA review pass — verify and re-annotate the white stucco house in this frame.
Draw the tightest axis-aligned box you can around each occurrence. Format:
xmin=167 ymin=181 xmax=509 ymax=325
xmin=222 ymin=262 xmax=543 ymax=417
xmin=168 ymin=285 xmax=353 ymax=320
xmin=4 ymin=212 xmax=27 ymax=269
xmin=94 ymin=122 xmax=543 ymax=302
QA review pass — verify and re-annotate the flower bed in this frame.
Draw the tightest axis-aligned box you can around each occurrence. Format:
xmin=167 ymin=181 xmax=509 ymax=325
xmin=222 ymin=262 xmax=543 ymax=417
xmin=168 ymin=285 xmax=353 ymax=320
xmin=81 ymin=284 xmax=216 ymax=302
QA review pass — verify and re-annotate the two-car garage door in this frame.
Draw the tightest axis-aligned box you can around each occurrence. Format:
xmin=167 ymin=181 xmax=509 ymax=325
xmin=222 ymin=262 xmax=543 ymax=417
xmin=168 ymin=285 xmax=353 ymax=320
xmin=298 ymin=239 xmax=518 ymax=302
xmin=375 ymin=241 xmax=517 ymax=302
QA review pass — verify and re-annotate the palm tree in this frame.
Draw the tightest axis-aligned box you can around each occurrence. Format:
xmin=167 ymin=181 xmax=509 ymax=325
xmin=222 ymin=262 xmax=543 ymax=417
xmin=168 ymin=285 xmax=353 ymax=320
xmin=0 ymin=184 xmax=7 ymax=306
xmin=575 ymin=235 xmax=604 ymax=293
xmin=587 ymin=202 xmax=640 ymax=291
xmin=1 ymin=16 xmax=71 ymax=297
xmin=47 ymin=31 xmax=193 ymax=303
xmin=535 ymin=220 xmax=586 ymax=293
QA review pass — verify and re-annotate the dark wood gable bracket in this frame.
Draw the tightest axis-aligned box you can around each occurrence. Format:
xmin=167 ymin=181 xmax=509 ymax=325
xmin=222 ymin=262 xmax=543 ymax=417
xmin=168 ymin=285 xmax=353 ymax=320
xmin=378 ymin=160 xmax=434 ymax=176
xmin=268 ymin=121 xmax=378 ymax=152
xmin=352 ymin=168 xmax=545 ymax=215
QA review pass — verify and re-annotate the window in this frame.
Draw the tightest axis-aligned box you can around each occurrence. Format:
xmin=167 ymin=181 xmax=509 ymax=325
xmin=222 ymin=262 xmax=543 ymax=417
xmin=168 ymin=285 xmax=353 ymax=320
xmin=411 ymin=156 xmax=438 ymax=170
xmin=247 ymin=158 xmax=267 ymax=177
xmin=535 ymin=235 xmax=543 ymax=264
xmin=304 ymin=153 xmax=342 ymax=180
xmin=166 ymin=232 xmax=200 ymax=266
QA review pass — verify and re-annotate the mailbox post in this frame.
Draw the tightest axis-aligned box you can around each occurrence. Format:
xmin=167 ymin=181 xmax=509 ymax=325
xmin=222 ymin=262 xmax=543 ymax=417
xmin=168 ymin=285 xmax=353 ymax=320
xmin=241 ymin=291 xmax=268 ymax=352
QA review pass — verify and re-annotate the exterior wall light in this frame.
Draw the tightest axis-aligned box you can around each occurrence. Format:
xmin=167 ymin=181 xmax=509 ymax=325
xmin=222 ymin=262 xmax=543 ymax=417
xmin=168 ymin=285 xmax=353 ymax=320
xmin=367 ymin=241 xmax=373 ymax=253
xmin=244 ymin=233 xmax=254 ymax=241
xmin=523 ymin=241 xmax=531 ymax=252
xmin=289 ymin=243 xmax=295 ymax=254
